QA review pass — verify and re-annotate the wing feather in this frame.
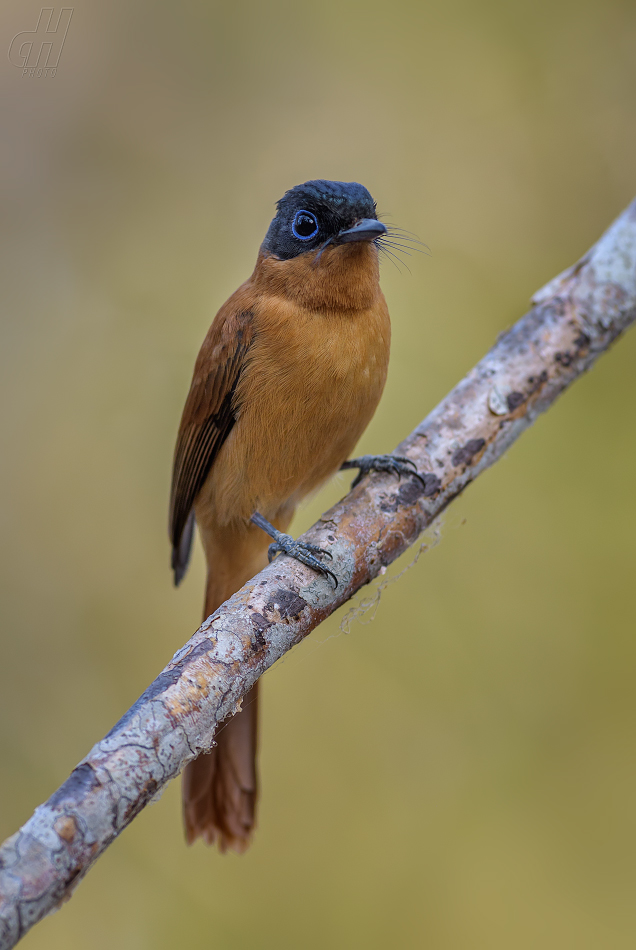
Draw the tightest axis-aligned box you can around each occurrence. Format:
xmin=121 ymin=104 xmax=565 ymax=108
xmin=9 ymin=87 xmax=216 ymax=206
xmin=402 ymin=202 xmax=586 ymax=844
xmin=169 ymin=308 xmax=254 ymax=584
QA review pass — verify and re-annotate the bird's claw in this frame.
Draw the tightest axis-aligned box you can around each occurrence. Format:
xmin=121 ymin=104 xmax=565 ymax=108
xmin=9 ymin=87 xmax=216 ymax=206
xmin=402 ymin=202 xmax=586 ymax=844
xmin=268 ymin=534 xmax=338 ymax=588
xmin=344 ymin=454 xmax=426 ymax=489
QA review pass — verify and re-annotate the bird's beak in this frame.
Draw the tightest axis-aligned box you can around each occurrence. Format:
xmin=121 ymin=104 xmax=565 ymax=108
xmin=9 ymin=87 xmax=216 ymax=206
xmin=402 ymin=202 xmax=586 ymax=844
xmin=336 ymin=218 xmax=387 ymax=244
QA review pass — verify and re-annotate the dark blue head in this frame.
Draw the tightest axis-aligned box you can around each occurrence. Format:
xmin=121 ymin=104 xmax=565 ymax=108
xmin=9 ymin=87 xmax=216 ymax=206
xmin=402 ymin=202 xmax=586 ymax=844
xmin=262 ymin=180 xmax=386 ymax=261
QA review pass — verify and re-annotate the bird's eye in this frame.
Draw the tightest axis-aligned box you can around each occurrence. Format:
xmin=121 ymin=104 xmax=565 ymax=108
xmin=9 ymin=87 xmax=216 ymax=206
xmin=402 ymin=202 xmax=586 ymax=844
xmin=292 ymin=210 xmax=319 ymax=241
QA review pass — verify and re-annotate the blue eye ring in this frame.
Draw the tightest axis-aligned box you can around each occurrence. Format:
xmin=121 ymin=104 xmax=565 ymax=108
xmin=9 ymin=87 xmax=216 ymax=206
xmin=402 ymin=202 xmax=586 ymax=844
xmin=292 ymin=209 xmax=319 ymax=241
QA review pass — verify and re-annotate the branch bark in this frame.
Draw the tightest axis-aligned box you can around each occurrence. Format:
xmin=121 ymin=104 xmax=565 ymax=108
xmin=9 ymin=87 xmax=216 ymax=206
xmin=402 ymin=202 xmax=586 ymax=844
xmin=2 ymin=199 xmax=636 ymax=948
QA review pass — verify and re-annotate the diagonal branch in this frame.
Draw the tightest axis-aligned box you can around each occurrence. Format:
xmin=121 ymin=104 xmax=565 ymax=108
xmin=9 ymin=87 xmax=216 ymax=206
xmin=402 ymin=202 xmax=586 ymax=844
xmin=2 ymin=198 xmax=636 ymax=948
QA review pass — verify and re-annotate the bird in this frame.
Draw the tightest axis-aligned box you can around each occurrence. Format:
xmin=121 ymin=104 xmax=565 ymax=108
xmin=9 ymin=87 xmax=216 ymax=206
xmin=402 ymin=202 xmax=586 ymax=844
xmin=169 ymin=179 xmax=422 ymax=852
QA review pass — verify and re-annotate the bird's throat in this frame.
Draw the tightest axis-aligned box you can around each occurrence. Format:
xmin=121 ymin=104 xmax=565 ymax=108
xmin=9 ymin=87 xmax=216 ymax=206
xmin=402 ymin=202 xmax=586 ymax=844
xmin=252 ymin=242 xmax=381 ymax=313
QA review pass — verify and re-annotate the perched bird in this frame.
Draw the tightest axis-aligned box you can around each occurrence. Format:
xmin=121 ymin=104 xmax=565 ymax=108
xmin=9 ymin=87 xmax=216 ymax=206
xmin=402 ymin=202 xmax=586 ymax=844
xmin=169 ymin=179 xmax=421 ymax=852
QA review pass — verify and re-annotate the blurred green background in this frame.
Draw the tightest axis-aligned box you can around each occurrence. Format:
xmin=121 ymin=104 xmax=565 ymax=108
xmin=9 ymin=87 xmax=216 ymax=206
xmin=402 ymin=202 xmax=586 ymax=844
xmin=1 ymin=0 xmax=636 ymax=947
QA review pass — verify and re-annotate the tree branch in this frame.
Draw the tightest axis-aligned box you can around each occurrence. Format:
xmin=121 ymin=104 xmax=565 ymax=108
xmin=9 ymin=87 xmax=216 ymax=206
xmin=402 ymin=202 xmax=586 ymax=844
xmin=2 ymin=199 xmax=636 ymax=948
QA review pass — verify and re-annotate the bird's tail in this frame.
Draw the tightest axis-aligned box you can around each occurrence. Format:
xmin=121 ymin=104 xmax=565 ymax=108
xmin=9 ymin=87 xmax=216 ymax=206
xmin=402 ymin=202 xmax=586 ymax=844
xmin=183 ymin=681 xmax=259 ymax=852
xmin=182 ymin=516 xmax=285 ymax=852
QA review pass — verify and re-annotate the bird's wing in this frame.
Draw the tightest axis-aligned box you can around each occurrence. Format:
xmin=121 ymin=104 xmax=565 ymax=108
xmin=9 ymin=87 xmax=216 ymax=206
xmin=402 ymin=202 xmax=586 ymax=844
xmin=169 ymin=306 xmax=254 ymax=584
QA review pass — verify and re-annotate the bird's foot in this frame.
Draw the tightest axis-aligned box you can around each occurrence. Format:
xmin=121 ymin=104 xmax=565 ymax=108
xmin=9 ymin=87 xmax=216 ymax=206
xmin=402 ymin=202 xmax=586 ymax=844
xmin=250 ymin=512 xmax=338 ymax=587
xmin=341 ymin=454 xmax=426 ymax=489
xmin=267 ymin=534 xmax=337 ymax=587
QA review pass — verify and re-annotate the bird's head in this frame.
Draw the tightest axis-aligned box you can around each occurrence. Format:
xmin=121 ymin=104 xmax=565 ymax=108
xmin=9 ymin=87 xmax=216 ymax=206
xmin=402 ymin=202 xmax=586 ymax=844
xmin=261 ymin=179 xmax=387 ymax=262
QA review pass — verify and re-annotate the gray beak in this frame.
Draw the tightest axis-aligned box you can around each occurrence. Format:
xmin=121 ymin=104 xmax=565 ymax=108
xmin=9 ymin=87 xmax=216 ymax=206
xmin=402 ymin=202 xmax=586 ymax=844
xmin=337 ymin=218 xmax=387 ymax=244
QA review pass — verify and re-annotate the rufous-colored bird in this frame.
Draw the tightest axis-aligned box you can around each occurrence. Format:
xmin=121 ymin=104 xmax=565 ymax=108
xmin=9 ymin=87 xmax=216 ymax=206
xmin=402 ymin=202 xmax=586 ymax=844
xmin=170 ymin=179 xmax=422 ymax=852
